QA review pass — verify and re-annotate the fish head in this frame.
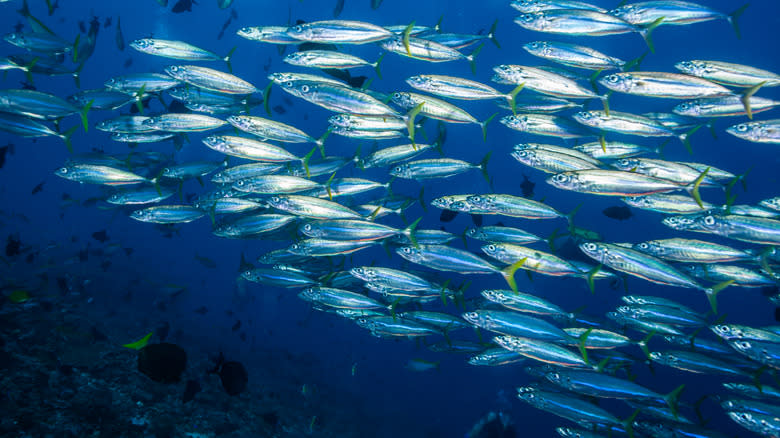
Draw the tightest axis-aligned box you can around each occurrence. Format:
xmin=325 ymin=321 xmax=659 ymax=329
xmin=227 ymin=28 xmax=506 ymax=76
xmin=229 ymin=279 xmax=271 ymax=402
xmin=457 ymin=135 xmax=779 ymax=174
xmin=286 ymin=23 xmax=313 ymax=41
xmin=465 ymin=227 xmax=482 ymax=239
xmin=522 ymin=41 xmax=552 ymax=57
xmin=348 ymin=267 xmax=373 ymax=282
xmin=555 ymin=428 xmax=586 ymax=438
xmin=286 ymin=241 xmax=307 ymax=255
xmin=164 ymin=65 xmax=187 ymax=79
xmin=54 ymin=165 xmax=75 ymax=180
xmin=510 ymin=149 xmax=540 ymax=167
xmin=515 ymin=386 xmax=540 ymax=404
xmin=674 ymin=60 xmax=709 ymax=77
xmin=267 ymin=195 xmax=289 ymax=211
xmin=129 ymin=38 xmax=155 ymax=53
xmin=547 ymin=172 xmax=583 ymax=192
xmin=727 ymin=121 xmax=761 ymax=142
xmin=282 ymin=51 xmax=308 ymax=66
xmin=299 ymin=222 xmax=323 ymax=238
xmin=481 ymin=243 xmax=506 ymax=260
xmin=543 ymin=370 xmax=566 ymax=386
xmin=572 ymin=111 xmax=600 ymax=127
xmin=621 ymin=196 xmax=652 ymax=209
xmin=281 ymin=80 xmax=317 ymax=99
xmin=202 ymin=135 xmax=228 ymax=151
xmin=405 ymin=75 xmax=432 ymax=90
xmin=328 ymin=114 xmax=351 ymax=128
xmin=389 ymin=163 xmax=412 ymax=179
xmin=3 ymin=33 xmax=23 ymax=46
xmin=648 ymin=351 xmax=669 ymax=364
xmin=240 ymin=269 xmax=257 ymax=281
xmin=390 ymin=92 xmax=415 ymax=109
xmin=632 ymin=241 xmax=656 ymax=255
xmin=727 ymin=411 xmax=759 ymax=430
xmin=728 ymin=340 xmax=753 ymax=356
xmin=578 ymin=242 xmax=609 ymax=264
xmin=460 ymin=311 xmax=482 ymax=326
xmin=237 ymin=26 xmax=261 ymax=40
xmin=129 ymin=208 xmax=153 ymax=222
xmin=711 ymin=324 xmax=741 ymax=340
xmin=691 ymin=213 xmax=725 ymax=233
xmin=672 ymin=101 xmax=703 ymax=117
xmin=213 ymin=224 xmax=239 ymax=237
xmin=509 ymin=0 xmax=540 ymax=13
xmin=599 ymin=73 xmax=634 ymax=93
xmin=500 ymin=115 xmax=526 ymax=131
xmin=268 ymin=72 xmax=293 ymax=84
xmin=106 ymin=193 xmax=124 ymax=204
xmin=395 ymin=245 xmax=423 ymax=263
xmin=297 ymin=287 xmax=318 ymax=302
xmin=480 ymin=289 xmax=508 ymax=303
xmin=613 ymin=157 xmax=640 ymax=171
xmin=446 ymin=200 xmax=469 ymax=212
xmin=608 ymin=5 xmax=639 ymax=23
xmin=513 ymin=12 xmax=547 ymax=31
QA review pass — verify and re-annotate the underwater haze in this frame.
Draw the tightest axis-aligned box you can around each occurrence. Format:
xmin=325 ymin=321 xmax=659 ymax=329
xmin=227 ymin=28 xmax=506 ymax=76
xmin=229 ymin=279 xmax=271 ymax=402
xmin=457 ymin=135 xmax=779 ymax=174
xmin=1 ymin=0 xmax=780 ymax=437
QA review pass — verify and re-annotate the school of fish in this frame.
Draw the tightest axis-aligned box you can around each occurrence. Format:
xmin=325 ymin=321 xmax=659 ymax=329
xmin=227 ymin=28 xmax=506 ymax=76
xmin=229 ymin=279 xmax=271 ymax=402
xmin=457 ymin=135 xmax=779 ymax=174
xmin=3 ymin=0 xmax=780 ymax=436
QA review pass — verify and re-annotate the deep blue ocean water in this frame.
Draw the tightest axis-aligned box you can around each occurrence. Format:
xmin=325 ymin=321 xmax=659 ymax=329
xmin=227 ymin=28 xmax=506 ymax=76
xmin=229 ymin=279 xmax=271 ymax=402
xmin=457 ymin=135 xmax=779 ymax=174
xmin=1 ymin=0 xmax=779 ymax=436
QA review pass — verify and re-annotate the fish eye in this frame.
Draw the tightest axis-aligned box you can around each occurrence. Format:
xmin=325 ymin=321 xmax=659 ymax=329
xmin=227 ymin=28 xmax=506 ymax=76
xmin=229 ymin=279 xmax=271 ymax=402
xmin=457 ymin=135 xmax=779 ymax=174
xmin=392 ymin=92 xmax=401 ymax=99
xmin=402 ymin=247 xmax=412 ymax=253
xmin=606 ymin=75 xmax=620 ymax=83
xmin=301 ymin=85 xmax=310 ymax=93
xmin=736 ymin=124 xmax=748 ymax=132
xmin=704 ymin=216 xmax=715 ymax=225
xmin=243 ymin=270 xmax=252 ymax=276
xmin=169 ymin=66 xmax=179 ymax=72
xmin=679 ymin=103 xmax=690 ymax=110
xmin=584 ymin=243 xmax=596 ymax=250
xmin=617 ymin=159 xmax=630 ymax=166
xmin=487 ymin=244 xmax=496 ymax=252
xmin=235 ymin=180 xmax=244 ymax=186
xmin=638 ymin=243 xmax=649 ymax=249
xmin=303 ymin=224 xmax=312 ymax=231
xmin=285 ymin=81 xmax=293 ymax=87
xmin=270 ymin=196 xmax=280 ymax=203
xmin=392 ymin=166 xmax=402 ymax=173
xmin=59 ymin=167 xmax=68 ymax=173
xmin=553 ymin=174 xmax=567 ymax=182
xmin=293 ymin=25 xmax=303 ymax=32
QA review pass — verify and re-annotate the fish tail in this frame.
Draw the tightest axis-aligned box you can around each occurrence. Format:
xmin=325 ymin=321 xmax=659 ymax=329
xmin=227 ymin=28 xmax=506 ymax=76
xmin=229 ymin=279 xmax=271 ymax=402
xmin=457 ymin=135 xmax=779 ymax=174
xmin=73 ymin=62 xmax=84 ymax=89
xmin=500 ymin=257 xmax=526 ymax=294
xmin=727 ymin=3 xmax=750 ymax=39
xmin=478 ymin=151 xmax=492 ymax=183
xmin=134 ymin=84 xmax=147 ymax=114
xmin=418 ymin=187 xmax=427 ymax=212
xmin=224 ymin=46 xmax=237 ymax=73
xmin=439 ymin=279 xmax=451 ymax=307
xmin=373 ymin=52 xmax=384 ymax=79
xmin=505 ymin=84 xmax=524 ymax=115
xmin=740 ymin=80 xmax=766 ymax=119
xmin=600 ymin=93 xmax=611 ymax=116
xmin=467 ymin=43 xmax=484 ymax=75
xmin=402 ymin=21 xmax=416 ymax=56
xmin=434 ymin=15 xmax=443 ymax=33
xmin=262 ymin=82 xmax=273 ymax=117
xmin=59 ymin=125 xmax=77 ymax=153
xmin=71 ymin=34 xmax=81 ymax=64
xmin=406 ymin=102 xmax=425 ymax=147
xmin=402 ymin=217 xmax=423 ymax=248
xmin=587 ymin=69 xmax=603 ymax=93
xmin=704 ymin=279 xmax=735 ymax=314
xmin=22 ymin=56 xmax=38 ymax=85
xmin=316 ymin=127 xmax=331 ymax=157
xmin=639 ymin=17 xmax=665 ymax=54
xmin=480 ymin=112 xmax=498 ymax=142
xmin=17 ymin=0 xmax=30 ymax=17
xmin=324 ymin=171 xmax=337 ymax=200
xmin=238 ymin=251 xmax=253 ymax=272
xmin=577 ymin=328 xmax=592 ymax=365
xmin=585 ymin=263 xmax=601 ymax=294
xmin=637 ymin=330 xmax=655 ymax=360
xmin=684 ymin=166 xmax=710 ymax=209
xmin=487 ymin=19 xmax=500 ymax=48
xmin=678 ymin=124 xmax=702 ymax=153
xmin=622 ymin=409 xmax=640 ymax=438
xmin=80 ymin=99 xmax=94 ymax=133
xmin=123 ymin=331 xmax=153 ymax=350
xmin=622 ymin=51 xmax=648 ymax=72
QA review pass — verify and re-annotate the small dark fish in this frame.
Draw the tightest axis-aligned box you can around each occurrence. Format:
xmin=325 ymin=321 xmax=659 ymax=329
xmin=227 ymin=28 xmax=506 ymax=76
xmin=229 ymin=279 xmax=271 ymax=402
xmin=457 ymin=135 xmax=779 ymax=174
xmin=208 ymin=354 xmax=248 ymax=396
xmin=439 ymin=209 xmax=458 ymax=223
xmin=520 ymin=174 xmax=535 ymax=198
xmin=78 ymin=20 xmax=87 ymax=33
xmin=471 ymin=214 xmax=483 ymax=227
xmin=182 ymin=379 xmax=201 ymax=403
xmin=263 ymin=57 xmax=272 ymax=72
xmin=124 ymin=58 xmax=133 ymax=68
xmin=195 ymin=254 xmax=216 ymax=268
xmin=6 ymin=234 xmax=21 ymax=257
xmin=333 ymin=0 xmax=345 ymax=17
xmin=92 ymin=230 xmax=109 ymax=243
xmin=172 ymin=0 xmax=197 ymax=13
xmin=602 ymin=206 xmax=633 ymax=221
xmin=31 ymin=182 xmax=44 ymax=195
xmin=103 ymin=17 xmax=112 ymax=28
xmin=116 ymin=16 xmax=124 ymax=51
xmin=89 ymin=16 xmax=100 ymax=34
xmin=232 ymin=320 xmax=241 ymax=332
xmin=195 ymin=306 xmax=208 ymax=315
xmin=0 ymin=144 xmax=11 ymax=169
xmin=20 ymin=81 xmax=36 ymax=90
xmin=45 ymin=0 xmax=59 ymax=16
xmin=217 ymin=13 xmax=233 ymax=40
xmin=167 ymin=99 xmax=189 ymax=113
xmin=78 ymin=248 xmax=88 ymax=262
xmin=272 ymin=105 xmax=286 ymax=115
xmin=157 ymin=321 xmax=170 ymax=341
xmin=13 ymin=21 xmax=24 ymax=33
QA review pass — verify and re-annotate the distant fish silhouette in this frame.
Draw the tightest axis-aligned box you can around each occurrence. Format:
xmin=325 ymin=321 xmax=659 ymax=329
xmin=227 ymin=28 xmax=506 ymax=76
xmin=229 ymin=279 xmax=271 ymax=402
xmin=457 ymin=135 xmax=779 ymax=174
xmin=520 ymin=174 xmax=535 ymax=198
xmin=31 ymin=182 xmax=44 ymax=194
xmin=92 ymin=229 xmax=109 ymax=242
xmin=172 ymin=0 xmax=196 ymax=13
xmin=602 ymin=206 xmax=633 ymax=221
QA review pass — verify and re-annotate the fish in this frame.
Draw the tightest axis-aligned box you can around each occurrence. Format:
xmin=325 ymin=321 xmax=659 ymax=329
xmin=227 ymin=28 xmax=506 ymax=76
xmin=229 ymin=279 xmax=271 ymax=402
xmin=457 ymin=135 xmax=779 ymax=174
xmin=602 ymin=206 xmax=633 ymax=220
xmin=172 ymin=0 xmax=196 ymax=13
xmin=115 ymin=16 xmax=124 ymax=51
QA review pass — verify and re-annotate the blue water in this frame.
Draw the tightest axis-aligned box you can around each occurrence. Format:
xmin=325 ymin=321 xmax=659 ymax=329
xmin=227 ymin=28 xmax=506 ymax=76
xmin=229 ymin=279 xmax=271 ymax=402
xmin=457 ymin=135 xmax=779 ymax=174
xmin=1 ymin=0 xmax=779 ymax=436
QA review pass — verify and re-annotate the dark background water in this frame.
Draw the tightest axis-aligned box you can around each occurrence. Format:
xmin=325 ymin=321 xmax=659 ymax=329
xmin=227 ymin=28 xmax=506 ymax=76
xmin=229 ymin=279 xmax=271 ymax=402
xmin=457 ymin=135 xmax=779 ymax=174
xmin=1 ymin=0 xmax=779 ymax=436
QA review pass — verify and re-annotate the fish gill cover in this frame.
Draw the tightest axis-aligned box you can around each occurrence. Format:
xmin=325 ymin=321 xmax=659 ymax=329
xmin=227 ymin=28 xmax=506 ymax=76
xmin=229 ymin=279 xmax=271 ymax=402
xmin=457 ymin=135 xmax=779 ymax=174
xmin=0 ymin=0 xmax=779 ymax=437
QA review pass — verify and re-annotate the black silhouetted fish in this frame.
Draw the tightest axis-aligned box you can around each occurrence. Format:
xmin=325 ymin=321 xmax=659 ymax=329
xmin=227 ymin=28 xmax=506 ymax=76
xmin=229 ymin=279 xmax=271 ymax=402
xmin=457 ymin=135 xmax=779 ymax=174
xmin=172 ymin=0 xmax=196 ymax=13
xmin=31 ymin=182 xmax=44 ymax=194
xmin=92 ymin=229 xmax=109 ymax=242
xmin=602 ymin=205 xmax=633 ymax=221
xmin=520 ymin=174 xmax=535 ymax=198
